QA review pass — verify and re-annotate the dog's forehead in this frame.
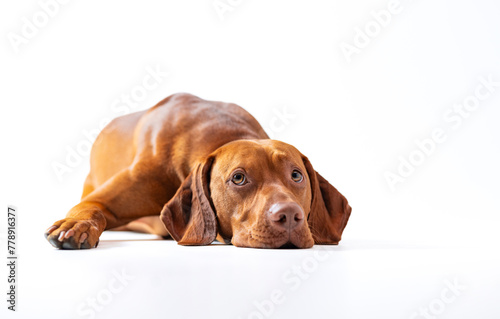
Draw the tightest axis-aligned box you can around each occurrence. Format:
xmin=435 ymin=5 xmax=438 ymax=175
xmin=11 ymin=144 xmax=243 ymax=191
xmin=214 ymin=139 xmax=303 ymax=169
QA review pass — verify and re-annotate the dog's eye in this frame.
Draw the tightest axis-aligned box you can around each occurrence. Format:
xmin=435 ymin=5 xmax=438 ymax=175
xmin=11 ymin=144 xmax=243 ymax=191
xmin=232 ymin=173 xmax=246 ymax=185
xmin=291 ymin=170 xmax=303 ymax=182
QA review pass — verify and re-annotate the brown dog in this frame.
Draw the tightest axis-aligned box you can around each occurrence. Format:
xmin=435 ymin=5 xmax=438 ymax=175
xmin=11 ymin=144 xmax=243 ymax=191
xmin=45 ymin=93 xmax=351 ymax=249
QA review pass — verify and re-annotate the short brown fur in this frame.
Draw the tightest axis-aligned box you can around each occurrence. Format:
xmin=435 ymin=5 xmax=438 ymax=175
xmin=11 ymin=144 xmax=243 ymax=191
xmin=45 ymin=93 xmax=351 ymax=249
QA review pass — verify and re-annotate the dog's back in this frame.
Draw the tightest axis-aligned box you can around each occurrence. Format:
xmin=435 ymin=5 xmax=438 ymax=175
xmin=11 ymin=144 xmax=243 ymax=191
xmin=86 ymin=93 xmax=268 ymax=194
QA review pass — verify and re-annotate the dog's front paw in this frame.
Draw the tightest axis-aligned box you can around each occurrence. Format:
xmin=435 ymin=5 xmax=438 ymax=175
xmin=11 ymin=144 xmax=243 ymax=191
xmin=44 ymin=218 xmax=101 ymax=249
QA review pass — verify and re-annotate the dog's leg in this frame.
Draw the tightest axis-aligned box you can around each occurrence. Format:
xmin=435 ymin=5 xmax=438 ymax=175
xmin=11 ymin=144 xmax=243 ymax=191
xmin=110 ymin=216 xmax=169 ymax=237
xmin=81 ymin=173 xmax=95 ymax=199
xmin=45 ymin=167 xmax=170 ymax=249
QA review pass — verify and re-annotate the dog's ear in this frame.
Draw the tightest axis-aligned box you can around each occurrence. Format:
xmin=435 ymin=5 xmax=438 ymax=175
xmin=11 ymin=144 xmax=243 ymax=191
xmin=160 ymin=156 xmax=217 ymax=245
xmin=302 ymin=156 xmax=352 ymax=245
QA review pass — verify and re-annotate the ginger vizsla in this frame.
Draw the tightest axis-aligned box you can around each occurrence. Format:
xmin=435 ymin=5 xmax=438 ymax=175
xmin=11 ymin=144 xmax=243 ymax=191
xmin=45 ymin=93 xmax=351 ymax=249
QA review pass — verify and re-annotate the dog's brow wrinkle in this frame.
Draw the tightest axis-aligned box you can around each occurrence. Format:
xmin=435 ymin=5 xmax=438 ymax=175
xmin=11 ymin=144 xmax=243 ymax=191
xmin=271 ymin=150 xmax=288 ymax=163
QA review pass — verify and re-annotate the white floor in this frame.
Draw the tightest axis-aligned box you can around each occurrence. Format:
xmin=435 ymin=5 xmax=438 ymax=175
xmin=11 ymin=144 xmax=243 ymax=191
xmin=5 ymin=228 xmax=499 ymax=319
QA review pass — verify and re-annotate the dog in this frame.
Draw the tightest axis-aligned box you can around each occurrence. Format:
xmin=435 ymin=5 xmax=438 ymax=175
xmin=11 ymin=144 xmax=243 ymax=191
xmin=45 ymin=93 xmax=351 ymax=249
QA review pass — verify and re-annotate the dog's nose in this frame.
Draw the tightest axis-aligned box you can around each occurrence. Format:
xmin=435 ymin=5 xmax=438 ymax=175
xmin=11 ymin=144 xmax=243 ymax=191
xmin=268 ymin=202 xmax=304 ymax=230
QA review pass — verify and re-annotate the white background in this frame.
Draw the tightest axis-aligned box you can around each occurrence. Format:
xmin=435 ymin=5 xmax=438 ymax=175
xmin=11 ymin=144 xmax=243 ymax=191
xmin=1 ymin=0 xmax=499 ymax=318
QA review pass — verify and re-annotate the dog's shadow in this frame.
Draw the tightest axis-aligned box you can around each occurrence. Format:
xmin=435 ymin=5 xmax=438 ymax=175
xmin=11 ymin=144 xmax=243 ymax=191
xmin=96 ymin=233 xmax=439 ymax=251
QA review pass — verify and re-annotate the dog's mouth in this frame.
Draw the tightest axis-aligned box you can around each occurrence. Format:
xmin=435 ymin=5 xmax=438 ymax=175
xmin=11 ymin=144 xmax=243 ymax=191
xmin=279 ymin=241 xmax=299 ymax=249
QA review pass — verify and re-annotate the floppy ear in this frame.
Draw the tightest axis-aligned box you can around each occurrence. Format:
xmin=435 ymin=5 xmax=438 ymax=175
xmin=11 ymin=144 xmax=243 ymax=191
xmin=160 ymin=156 xmax=217 ymax=245
xmin=302 ymin=156 xmax=352 ymax=245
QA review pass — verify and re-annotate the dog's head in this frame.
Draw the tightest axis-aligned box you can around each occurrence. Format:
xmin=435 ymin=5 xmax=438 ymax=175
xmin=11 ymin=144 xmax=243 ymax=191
xmin=160 ymin=140 xmax=351 ymax=248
